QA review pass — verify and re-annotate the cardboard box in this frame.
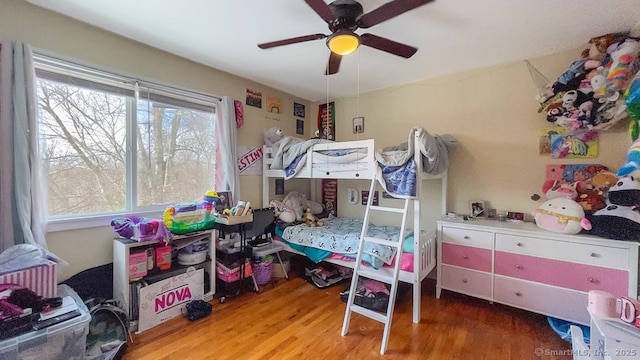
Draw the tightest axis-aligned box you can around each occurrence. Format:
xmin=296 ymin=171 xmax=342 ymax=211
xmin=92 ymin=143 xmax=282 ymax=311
xmin=138 ymin=268 xmax=204 ymax=333
xmin=0 ymin=260 xmax=57 ymax=298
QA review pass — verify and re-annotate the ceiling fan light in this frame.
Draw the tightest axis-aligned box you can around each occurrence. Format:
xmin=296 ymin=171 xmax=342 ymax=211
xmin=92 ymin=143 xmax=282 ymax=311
xmin=327 ymin=32 xmax=360 ymax=55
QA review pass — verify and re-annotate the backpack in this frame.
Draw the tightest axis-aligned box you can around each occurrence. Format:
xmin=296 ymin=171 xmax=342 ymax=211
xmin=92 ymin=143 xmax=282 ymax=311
xmin=85 ymin=299 xmax=130 ymax=360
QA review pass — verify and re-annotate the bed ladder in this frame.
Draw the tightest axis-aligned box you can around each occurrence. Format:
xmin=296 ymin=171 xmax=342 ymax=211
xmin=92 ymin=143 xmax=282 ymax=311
xmin=341 ymin=178 xmax=410 ymax=355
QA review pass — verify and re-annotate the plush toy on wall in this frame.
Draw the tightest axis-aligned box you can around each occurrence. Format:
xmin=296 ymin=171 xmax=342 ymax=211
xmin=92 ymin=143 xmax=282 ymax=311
xmin=617 ymin=138 xmax=640 ymax=177
xmin=264 ymin=127 xmax=284 ymax=147
xmin=534 ymin=197 xmax=592 ymax=234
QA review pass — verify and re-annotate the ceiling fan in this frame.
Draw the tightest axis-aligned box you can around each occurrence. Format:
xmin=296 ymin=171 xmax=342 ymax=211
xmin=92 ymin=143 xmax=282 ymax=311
xmin=257 ymin=0 xmax=434 ymax=75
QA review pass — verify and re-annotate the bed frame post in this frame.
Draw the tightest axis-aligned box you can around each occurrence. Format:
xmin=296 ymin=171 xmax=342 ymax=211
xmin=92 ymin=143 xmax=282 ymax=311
xmin=262 ymin=145 xmax=270 ymax=208
xmin=412 ymin=129 xmax=422 ymax=323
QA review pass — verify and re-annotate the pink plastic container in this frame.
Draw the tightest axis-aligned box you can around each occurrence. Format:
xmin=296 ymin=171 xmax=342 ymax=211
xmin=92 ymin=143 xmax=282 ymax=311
xmin=155 ymin=245 xmax=172 ymax=270
xmin=129 ymin=250 xmax=148 ymax=280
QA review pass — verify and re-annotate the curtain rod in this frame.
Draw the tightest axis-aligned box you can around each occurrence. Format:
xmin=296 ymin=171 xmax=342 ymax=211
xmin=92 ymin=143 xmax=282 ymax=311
xmin=33 ymin=48 xmax=223 ymax=102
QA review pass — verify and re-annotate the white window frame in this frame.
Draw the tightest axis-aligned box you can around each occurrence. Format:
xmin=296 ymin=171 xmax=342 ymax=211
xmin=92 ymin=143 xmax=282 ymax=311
xmin=33 ymin=52 xmax=221 ymax=232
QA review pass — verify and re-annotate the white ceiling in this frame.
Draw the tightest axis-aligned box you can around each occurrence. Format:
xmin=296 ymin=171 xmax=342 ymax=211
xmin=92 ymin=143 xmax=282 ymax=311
xmin=27 ymin=0 xmax=640 ymax=102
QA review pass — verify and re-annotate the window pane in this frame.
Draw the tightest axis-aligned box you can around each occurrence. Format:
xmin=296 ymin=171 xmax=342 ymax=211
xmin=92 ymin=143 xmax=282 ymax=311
xmin=37 ymin=79 xmax=128 ymax=216
xmin=136 ymin=100 xmax=215 ymax=207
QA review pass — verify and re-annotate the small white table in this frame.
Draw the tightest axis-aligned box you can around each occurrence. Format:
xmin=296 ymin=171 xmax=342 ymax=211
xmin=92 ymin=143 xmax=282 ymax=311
xmin=571 ymin=309 xmax=640 ymax=360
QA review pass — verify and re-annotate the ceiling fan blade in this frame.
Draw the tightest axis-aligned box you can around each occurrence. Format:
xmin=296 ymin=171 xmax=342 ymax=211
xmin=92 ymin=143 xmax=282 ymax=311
xmin=357 ymin=0 xmax=434 ymax=28
xmin=325 ymin=52 xmax=342 ymax=75
xmin=360 ymin=33 xmax=417 ymax=58
xmin=258 ymin=34 xmax=327 ymax=49
xmin=304 ymin=0 xmax=336 ymax=23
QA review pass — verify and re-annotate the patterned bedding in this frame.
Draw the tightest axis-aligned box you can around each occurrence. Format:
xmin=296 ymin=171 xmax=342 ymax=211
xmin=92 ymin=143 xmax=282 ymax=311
xmin=277 ymin=217 xmax=412 ymax=269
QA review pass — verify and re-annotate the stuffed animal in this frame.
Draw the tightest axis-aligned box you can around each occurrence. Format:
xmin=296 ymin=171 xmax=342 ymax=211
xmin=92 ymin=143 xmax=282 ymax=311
xmin=606 ymin=175 xmax=640 ymax=207
xmin=303 ymin=206 xmax=324 ymax=227
xmin=581 ymin=33 xmax=625 ymax=61
xmin=576 ymin=187 xmax=606 ymax=214
xmin=617 ymin=138 xmax=640 ymax=177
xmin=586 ymin=204 xmax=640 ymax=241
xmin=264 ymin=127 xmax=284 ymax=147
xmin=584 ymin=174 xmax=640 ymax=240
xmin=282 ymin=191 xmax=323 ymax=221
xmin=534 ymin=197 xmax=592 ymax=234
xmin=542 ymin=179 xmax=578 ymax=200
xmin=605 ymin=38 xmax=640 ymax=95
xmin=269 ymin=199 xmax=296 ymax=223
xmin=589 ymin=170 xmax=619 ymax=189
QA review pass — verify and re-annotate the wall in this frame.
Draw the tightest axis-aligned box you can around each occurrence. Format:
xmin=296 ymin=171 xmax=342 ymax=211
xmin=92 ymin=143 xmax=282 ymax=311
xmin=2 ymin=0 xmax=633 ymax=281
xmin=0 ymin=0 xmax=312 ymax=281
xmin=327 ymin=51 xmax=630 ymax=231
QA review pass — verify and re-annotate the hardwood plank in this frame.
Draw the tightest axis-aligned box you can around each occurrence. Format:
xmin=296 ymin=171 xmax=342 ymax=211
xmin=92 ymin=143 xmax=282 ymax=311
xmin=123 ymin=272 xmax=573 ymax=360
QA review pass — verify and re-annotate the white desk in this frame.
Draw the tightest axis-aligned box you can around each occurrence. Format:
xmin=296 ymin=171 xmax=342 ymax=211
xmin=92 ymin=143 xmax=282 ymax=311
xmin=572 ymin=309 xmax=640 ymax=360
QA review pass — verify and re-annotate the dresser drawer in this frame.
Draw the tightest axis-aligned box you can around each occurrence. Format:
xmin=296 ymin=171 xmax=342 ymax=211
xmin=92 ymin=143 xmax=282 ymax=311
xmin=495 ymin=233 xmax=629 ymax=270
xmin=441 ymin=227 xmax=493 ymax=249
xmin=440 ymin=265 xmax=492 ymax=299
xmin=494 ymin=251 xmax=629 ymax=296
xmin=494 ymin=276 xmax=589 ymax=325
xmin=441 ymin=243 xmax=492 ymax=272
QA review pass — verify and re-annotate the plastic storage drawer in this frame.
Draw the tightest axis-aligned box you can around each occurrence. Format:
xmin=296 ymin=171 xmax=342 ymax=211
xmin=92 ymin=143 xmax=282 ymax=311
xmin=0 ymin=307 xmax=91 ymax=360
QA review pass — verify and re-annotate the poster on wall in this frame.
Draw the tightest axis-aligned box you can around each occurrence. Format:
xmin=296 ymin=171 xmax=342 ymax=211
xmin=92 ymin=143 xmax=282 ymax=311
xmin=550 ymin=131 xmax=598 ymax=158
xmin=317 ymin=102 xmax=335 ymax=141
xmin=538 ymin=127 xmax=567 ymax=155
xmin=546 ymin=164 xmax=609 ymax=183
xmin=267 ymin=96 xmax=282 ymax=114
xmin=322 ymin=179 xmax=337 ymax=217
xmin=138 ymin=268 xmax=204 ymax=333
xmin=294 ymin=102 xmax=306 ymax=118
xmin=296 ymin=119 xmax=304 ymax=135
xmin=237 ymin=146 xmax=263 ymax=176
xmin=246 ymin=88 xmax=262 ymax=108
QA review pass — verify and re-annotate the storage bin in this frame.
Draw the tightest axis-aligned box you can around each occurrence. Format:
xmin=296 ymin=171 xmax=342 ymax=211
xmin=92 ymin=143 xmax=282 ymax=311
xmin=0 ymin=296 xmax=91 ymax=360
xmin=253 ymin=259 xmax=273 ymax=285
xmin=216 ymin=260 xmax=252 ymax=283
xmin=271 ymin=259 xmax=290 ymax=278
xmin=0 ymin=260 xmax=57 ymax=298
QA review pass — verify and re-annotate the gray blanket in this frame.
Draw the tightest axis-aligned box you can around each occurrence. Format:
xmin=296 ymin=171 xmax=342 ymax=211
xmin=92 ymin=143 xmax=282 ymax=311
xmin=375 ymin=126 xmax=457 ymax=175
xmin=270 ymin=136 xmax=332 ymax=170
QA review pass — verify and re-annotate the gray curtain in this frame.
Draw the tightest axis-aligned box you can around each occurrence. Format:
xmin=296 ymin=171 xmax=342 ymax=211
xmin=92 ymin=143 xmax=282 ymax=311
xmin=214 ymin=96 xmax=241 ymax=203
xmin=0 ymin=41 xmax=47 ymax=252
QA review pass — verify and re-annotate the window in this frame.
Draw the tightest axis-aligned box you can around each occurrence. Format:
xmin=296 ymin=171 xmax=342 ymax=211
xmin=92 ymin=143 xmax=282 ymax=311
xmin=34 ymin=54 xmax=219 ymax=230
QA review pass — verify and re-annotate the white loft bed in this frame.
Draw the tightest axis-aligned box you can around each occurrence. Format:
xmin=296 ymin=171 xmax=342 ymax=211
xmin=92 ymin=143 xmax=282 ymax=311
xmin=261 ymin=133 xmax=449 ymax=323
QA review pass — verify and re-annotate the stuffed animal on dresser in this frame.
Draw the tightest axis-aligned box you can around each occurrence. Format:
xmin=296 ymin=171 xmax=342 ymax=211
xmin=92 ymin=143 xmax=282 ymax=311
xmin=585 ymin=174 xmax=640 ymax=241
xmin=534 ymin=197 xmax=592 ymax=234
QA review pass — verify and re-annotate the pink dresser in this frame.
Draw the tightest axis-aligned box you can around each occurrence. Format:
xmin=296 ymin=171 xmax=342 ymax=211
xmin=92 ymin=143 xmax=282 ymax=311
xmin=436 ymin=219 xmax=640 ymax=325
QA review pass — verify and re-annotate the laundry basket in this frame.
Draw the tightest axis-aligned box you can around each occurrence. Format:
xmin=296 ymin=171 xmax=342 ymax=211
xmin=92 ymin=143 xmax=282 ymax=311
xmin=253 ymin=256 xmax=273 ymax=285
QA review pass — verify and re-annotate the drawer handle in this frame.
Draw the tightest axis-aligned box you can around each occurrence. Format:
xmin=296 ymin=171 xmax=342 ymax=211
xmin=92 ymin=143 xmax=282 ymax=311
xmin=463 ymin=235 xmax=470 ymax=240
xmin=589 ymin=277 xmax=600 ymax=284
xmin=515 ymin=292 xmax=522 ymax=297
xmin=516 ymin=242 xmax=523 ymax=247
xmin=462 ymin=255 xmax=469 ymax=259
xmin=462 ymin=278 xmax=468 ymax=283
xmin=515 ymin=264 xmax=523 ymax=269
xmin=590 ymin=252 xmax=599 ymax=258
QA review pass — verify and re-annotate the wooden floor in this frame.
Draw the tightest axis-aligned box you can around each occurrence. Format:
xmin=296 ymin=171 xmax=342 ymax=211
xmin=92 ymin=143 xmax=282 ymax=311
xmin=124 ymin=269 xmax=573 ymax=360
